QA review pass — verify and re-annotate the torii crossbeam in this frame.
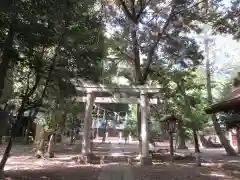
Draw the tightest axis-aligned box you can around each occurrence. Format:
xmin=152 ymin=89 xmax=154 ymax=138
xmin=75 ymin=82 xmax=161 ymax=93
xmin=76 ymin=97 xmax=158 ymax=104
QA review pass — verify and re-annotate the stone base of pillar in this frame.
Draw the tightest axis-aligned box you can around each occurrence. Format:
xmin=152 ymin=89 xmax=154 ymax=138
xmin=195 ymin=152 xmax=201 ymax=167
xmin=82 ymin=153 xmax=101 ymax=164
xmin=140 ymin=155 xmax=152 ymax=166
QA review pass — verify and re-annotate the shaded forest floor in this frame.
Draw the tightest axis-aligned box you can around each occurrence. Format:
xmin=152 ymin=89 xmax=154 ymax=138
xmin=4 ymin=163 xmax=240 ymax=180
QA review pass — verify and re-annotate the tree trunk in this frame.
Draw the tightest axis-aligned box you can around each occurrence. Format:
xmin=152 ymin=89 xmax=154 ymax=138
xmin=24 ymin=117 xmax=32 ymax=144
xmin=0 ymin=137 xmax=12 ymax=179
xmin=204 ymin=36 xmax=237 ymax=156
xmin=0 ymin=137 xmax=12 ymax=170
xmin=177 ymin=119 xmax=188 ymax=149
xmin=47 ymin=134 xmax=54 ymax=158
xmin=193 ymin=129 xmax=201 ymax=166
xmin=0 ymin=110 xmax=21 ymax=171
xmin=212 ymin=115 xmax=236 ymax=155
xmin=37 ymin=139 xmax=45 ymax=156
xmin=0 ymin=20 xmax=15 ymax=101
xmin=35 ymin=126 xmax=46 ymax=158
xmin=193 ymin=129 xmax=200 ymax=153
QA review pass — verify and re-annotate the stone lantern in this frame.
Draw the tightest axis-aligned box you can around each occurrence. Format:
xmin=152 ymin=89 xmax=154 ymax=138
xmin=161 ymin=114 xmax=178 ymax=161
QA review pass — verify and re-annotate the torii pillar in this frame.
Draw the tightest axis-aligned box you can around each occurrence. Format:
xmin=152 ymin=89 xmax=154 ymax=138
xmin=82 ymin=91 xmax=95 ymax=157
xmin=140 ymin=91 xmax=152 ymax=165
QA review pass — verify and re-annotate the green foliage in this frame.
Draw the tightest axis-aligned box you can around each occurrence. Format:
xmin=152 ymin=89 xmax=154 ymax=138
xmin=0 ymin=0 xmax=106 ymax=129
xmin=124 ymin=104 xmax=138 ymax=136
xmin=149 ymin=53 xmax=208 ymax=134
xmin=104 ymin=0 xmax=206 ymax=85
xmin=125 ymin=117 xmax=137 ymax=136
xmin=212 ymin=0 xmax=240 ymax=39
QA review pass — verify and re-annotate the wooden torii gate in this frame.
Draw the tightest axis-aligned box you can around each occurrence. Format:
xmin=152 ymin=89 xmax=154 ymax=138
xmin=76 ymin=82 xmax=161 ymax=165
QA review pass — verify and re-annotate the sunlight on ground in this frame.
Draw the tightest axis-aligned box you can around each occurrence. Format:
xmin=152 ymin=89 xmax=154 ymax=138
xmin=4 ymin=155 xmax=79 ymax=171
xmin=200 ymin=171 xmax=239 ymax=180
xmin=209 ymin=172 xmax=226 ymax=177
xmin=228 ymin=160 xmax=240 ymax=163
xmin=201 ymin=162 xmax=220 ymax=167
xmin=110 ymin=153 xmax=124 ymax=157
xmin=200 ymin=171 xmax=238 ymax=180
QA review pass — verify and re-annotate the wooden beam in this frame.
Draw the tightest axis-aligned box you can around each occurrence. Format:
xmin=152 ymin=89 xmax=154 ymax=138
xmin=76 ymin=97 xmax=158 ymax=104
xmin=76 ymin=83 xmax=161 ymax=93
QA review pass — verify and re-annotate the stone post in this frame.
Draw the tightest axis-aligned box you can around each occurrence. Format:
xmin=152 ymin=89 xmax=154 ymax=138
xmin=129 ymin=133 xmax=132 ymax=142
xmin=119 ymin=131 xmax=122 ymax=143
xmin=229 ymin=131 xmax=234 ymax=148
xmin=96 ymin=127 xmax=99 ymax=140
xmin=140 ymin=91 xmax=152 ymax=165
xmin=236 ymin=128 xmax=240 ymax=153
xmin=169 ymin=132 xmax=174 ymax=162
xmin=82 ymin=91 xmax=95 ymax=156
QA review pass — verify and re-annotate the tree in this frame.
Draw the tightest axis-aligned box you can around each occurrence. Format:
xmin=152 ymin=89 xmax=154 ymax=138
xmin=0 ymin=0 xmax=105 ymax=173
xmin=212 ymin=0 xmax=240 ymax=39
xmin=193 ymin=0 xmax=239 ymax=155
xmin=105 ymin=0 xmax=206 ymax=155
xmin=203 ymin=27 xmax=237 ymax=155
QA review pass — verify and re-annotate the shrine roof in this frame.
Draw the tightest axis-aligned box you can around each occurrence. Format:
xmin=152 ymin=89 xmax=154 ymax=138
xmin=205 ymin=86 xmax=240 ymax=114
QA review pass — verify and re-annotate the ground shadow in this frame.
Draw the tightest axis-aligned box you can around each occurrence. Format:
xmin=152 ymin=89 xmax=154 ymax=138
xmin=5 ymin=163 xmax=240 ymax=180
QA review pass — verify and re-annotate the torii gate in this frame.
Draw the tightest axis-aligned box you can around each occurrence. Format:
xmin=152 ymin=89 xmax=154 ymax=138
xmin=76 ymin=82 xmax=161 ymax=165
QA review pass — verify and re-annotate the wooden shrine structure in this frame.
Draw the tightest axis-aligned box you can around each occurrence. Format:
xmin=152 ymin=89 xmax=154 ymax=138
xmin=75 ymin=81 xmax=161 ymax=165
xmin=205 ymin=86 xmax=240 ymax=114
xmin=206 ymin=85 xmax=240 ymax=152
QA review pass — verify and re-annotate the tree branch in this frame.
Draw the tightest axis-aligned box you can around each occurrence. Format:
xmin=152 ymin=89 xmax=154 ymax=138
xmin=131 ymin=25 xmax=144 ymax=84
xmin=118 ymin=0 xmax=137 ymax=23
xmin=130 ymin=0 xmax=136 ymax=18
xmin=136 ymin=0 xmax=151 ymax=20
xmin=143 ymin=1 xmax=176 ymax=81
xmin=143 ymin=0 xmax=206 ymax=81
xmin=115 ymin=46 xmax=135 ymax=62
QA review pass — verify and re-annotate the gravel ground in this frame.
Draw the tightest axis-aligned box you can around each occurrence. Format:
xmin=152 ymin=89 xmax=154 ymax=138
xmin=1 ymin=143 xmax=240 ymax=180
